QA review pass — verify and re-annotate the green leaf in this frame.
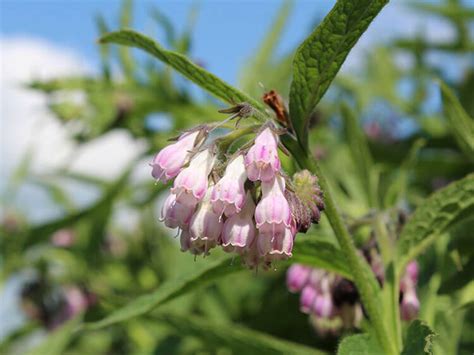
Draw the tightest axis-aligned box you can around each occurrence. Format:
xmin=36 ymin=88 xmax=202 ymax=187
xmin=289 ymin=0 xmax=388 ymax=149
xmin=99 ymin=29 xmax=266 ymax=114
xmin=341 ymin=103 xmax=376 ymax=207
xmin=401 ymin=320 xmax=436 ymax=355
xmin=439 ymin=80 xmax=474 ymax=159
xmin=396 ymin=174 xmax=474 ymax=273
xmin=26 ymin=314 xmax=82 ymax=355
xmin=157 ymin=312 xmax=324 ymax=355
xmin=338 ymin=333 xmax=383 ymax=355
xmin=240 ymin=0 xmax=293 ymax=95
xmin=85 ymin=255 xmax=242 ymax=330
xmin=290 ymin=237 xmax=353 ymax=280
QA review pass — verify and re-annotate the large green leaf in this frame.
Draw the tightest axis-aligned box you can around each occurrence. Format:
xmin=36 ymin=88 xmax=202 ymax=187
xmin=338 ymin=333 xmax=383 ymax=355
xmin=396 ymin=174 xmax=474 ymax=272
xmin=85 ymin=255 xmax=242 ymax=330
xmin=439 ymin=81 xmax=474 ymax=159
xmin=157 ymin=313 xmax=324 ymax=355
xmin=99 ymin=29 xmax=266 ymax=114
xmin=289 ymin=0 xmax=388 ymax=149
xmin=401 ymin=320 xmax=436 ymax=355
xmin=290 ymin=237 xmax=353 ymax=280
xmin=26 ymin=314 xmax=82 ymax=355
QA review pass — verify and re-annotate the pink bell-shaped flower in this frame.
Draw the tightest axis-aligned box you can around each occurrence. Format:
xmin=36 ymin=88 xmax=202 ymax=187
xmin=221 ymin=193 xmax=256 ymax=253
xmin=151 ymin=131 xmax=200 ymax=182
xmin=286 ymin=264 xmax=311 ymax=293
xmin=312 ymin=279 xmax=334 ymax=318
xmin=255 ymin=176 xmax=292 ymax=237
xmin=245 ymin=128 xmax=281 ymax=182
xmin=257 ymin=221 xmax=295 ymax=260
xmin=161 ymin=193 xmax=196 ymax=229
xmin=172 ymin=149 xmax=215 ymax=206
xmin=189 ymin=188 xmax=223 ymax=254
xmin=211 ymin=155 xmax=247 ymax=218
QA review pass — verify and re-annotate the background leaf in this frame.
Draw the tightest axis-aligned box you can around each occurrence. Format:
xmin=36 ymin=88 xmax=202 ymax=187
xmin=99 ymin=29 xmax=266 ymax=114
xmin=439 ymin=80 xmax=474 ymax=159
xmin=156 ymin=312 xmax=324 ymax=355
xmin=338 ymin=333 xmax=383 ymax=355
xmin=397 ymin=174 xmax=474 ymax=272
xmin=86 ymin=255 xmax=242 ymax=330
xmin=401 ymin=320 xmax=436 ymax=355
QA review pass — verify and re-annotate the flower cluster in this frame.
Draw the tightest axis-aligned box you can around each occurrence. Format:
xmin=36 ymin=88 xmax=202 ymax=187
xmin=151 ymin=125 xmax=324 ymax=268
xmin=286 ymin=258 xmax=420 ymax=336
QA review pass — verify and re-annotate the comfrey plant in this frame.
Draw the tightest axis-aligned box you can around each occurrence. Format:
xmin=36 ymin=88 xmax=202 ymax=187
xmin=152 ymin=122 xmax=324 ymax=269
xmin=85 ymin=0 xmax=474 ymax=353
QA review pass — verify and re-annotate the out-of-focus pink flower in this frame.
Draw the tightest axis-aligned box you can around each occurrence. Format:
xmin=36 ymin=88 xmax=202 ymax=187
xmin=286 ymin=264 xmax=311 ymax=293
xmin=245 ymin=128 xmax=281 ymax=182
xmin=151 ymin=131 xmax=200 ymax=182
xmin=400 ymin=287 xmax=420 ymax=321
xmin=211 ymin=155 xmax=247 ymax=218
xmin=300 ymin=285 xmax=317 ymax=314
xmin=161 ymin=192 xmax=195 ymax=229
xmin=255 ymin=176 xmax=292 ymax=237
xmin=172 ymin=149 xmax=215 ymax=206
xmin=188 ymin=188 xmax=223 ymax=254
xmin=405 ymin=261 xmax=419 ymax=283
xmin=221 ymin=193 xmax=256 ymax=253
xmin=313 ymin=279 xmax=334 ymax=318
xmin=51 ymin=229 xmax=75 ymax=248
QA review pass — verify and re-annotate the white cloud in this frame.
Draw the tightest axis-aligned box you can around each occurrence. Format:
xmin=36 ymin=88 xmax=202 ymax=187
xmin=0 ymin=36 xmax=147 ymax=184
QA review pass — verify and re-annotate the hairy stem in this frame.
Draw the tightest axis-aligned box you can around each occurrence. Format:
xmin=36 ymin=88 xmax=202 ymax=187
xmin=283 ymin=136 xmax=398 ymax=355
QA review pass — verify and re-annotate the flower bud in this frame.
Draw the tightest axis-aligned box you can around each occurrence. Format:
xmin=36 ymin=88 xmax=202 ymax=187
xmin=313 ymin=292 xmax=334 ymax=318
xmin=221 ymin=193 xmax=256 ymax=253
xmin=211 ymin=155 xmax=247 ymax=217
xmin=151 ymin=131 xmax=201 ymax=182
xmin=405 ymin=261 xmax=419 ymax=284
xmin=400 ymin=287 xmax=420 ymax=321
xmin=189 ymin=188 xmax=223 ymax=253
xmin=289 ymin=170 xmax=324 ymax=232
xmin=286 ymin=264 xmax=311 ymax=293
xmin=255 ymin=176 xmax=292 ymax=237
xmin=161 ymin=193 xmax=196 ymax=229
xmin=172 ymin=149 xmax=215 ymax=206
xmin=300 ymin=285 xmax=317 ymax=314
xmin=245 ymin=128 xmax=281 ymax=182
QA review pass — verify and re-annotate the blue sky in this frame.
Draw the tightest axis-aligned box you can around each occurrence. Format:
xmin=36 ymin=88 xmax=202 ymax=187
xmin=1 ymin=0 xmax=336 ymax=84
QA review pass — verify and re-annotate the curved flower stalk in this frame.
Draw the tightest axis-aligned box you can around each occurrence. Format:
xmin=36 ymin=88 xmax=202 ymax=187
xmin=151 ymin=123 xmax=325 ymax=269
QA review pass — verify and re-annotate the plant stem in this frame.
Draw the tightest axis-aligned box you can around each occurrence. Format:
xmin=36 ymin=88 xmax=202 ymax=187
xmin=283 ymin=136 xmax=398 ymax=355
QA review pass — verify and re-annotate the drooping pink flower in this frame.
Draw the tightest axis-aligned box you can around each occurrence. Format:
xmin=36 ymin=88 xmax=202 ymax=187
xmin=161 ymin=192 xmax=196 ymax=229
xmin=211 ymin=155 xmax=247 ymax=217
xmin=255 ymin=176 xmax=292 ymax=237
xmin=300 ymin=285 xmax=317 ymax=314
xmin=151 ymin=131 xmax=200 ymax=182
xmin=172 ymin=149 xmax=215 ymax=206
xmin=180 ymin=229 xmax=205 ymax=255
xmin=312 ymin=279 xmax=334 ymax=318
xmin=221 ymin=193 xmax=256 ymax=253
xmin=245 ymin=127 xmax=281 ymax=182
xmin=400 ymin=287 xmax=420 ymax=321
xmin=189 ymin=188 xmax=223 ymax=254
xmin=257 ymin=221 xmax=295 ymax=260
xmin=286 ymin=264 xmax=311 ymax=293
